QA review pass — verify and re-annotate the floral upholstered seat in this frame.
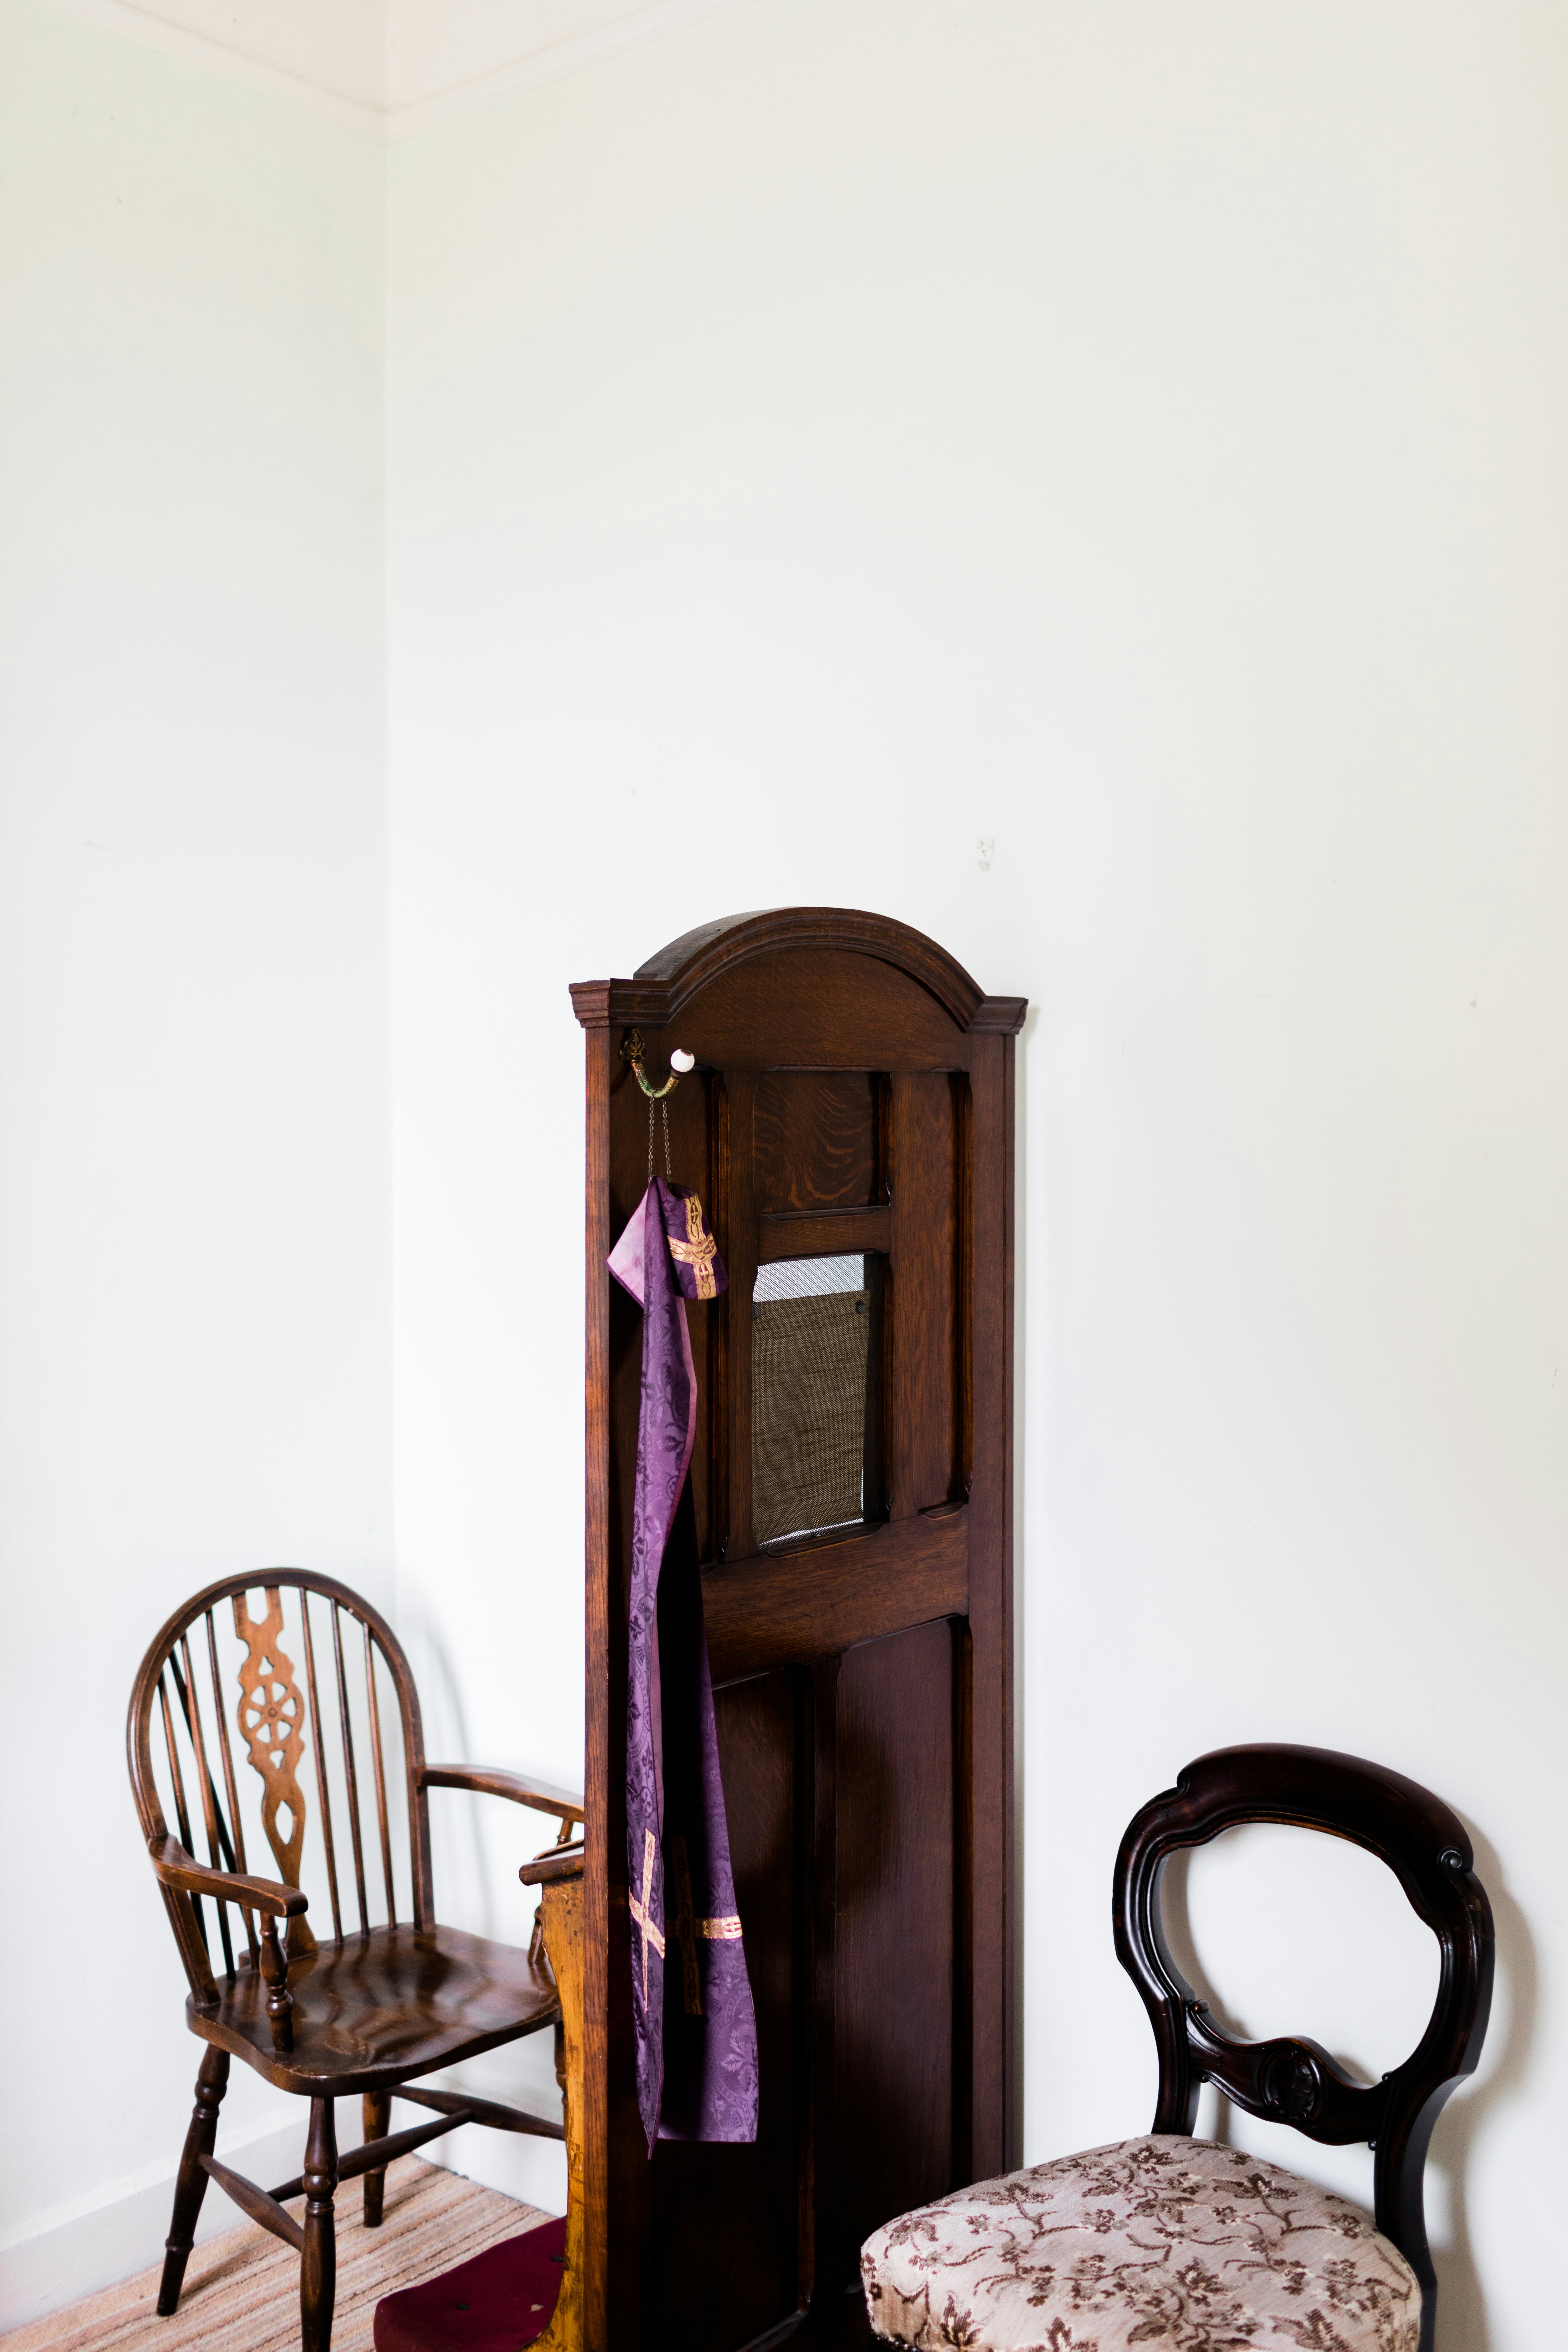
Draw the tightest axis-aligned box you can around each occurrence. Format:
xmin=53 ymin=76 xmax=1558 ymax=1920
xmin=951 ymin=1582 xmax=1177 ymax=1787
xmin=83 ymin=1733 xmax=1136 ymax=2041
xmin=860 ymin=2134 xmax=1421 ymax=2352
xmin=859 ymin=1746 xmax=1489 ymax=2350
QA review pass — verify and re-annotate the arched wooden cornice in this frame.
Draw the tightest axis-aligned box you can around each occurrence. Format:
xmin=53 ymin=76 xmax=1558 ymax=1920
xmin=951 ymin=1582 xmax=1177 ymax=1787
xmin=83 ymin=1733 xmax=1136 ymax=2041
xmin=569 ymin=907 xmax=1026 ymax=1035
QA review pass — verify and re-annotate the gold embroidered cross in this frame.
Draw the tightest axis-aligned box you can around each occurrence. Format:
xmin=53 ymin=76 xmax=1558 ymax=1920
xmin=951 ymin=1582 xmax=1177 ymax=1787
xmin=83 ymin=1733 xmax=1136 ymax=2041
xmin=628 ymin=1828 xmax=665 ymax=2002
xmin=667 ymin=1192 xmax=719 ymax=1300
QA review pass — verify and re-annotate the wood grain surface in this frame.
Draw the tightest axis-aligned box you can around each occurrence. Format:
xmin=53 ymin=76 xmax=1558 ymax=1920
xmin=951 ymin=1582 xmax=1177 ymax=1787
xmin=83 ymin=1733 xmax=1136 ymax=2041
xmin=574 ymin=910 xmax=1021 ymax=2352
xmin=126 ymin=1570 xmax=580 ymax=2351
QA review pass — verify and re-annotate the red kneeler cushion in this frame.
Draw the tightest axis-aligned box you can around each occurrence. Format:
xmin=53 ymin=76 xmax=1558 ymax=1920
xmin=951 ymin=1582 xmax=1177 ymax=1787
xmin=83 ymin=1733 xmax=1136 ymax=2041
xmin=374 ymin=2215 xmax=567 ymax=2352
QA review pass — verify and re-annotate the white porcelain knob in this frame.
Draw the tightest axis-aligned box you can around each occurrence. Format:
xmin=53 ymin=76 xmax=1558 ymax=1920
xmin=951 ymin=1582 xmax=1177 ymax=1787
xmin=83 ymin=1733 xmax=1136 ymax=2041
xmin=670 ymin=1049 xmax=695 ymax=1073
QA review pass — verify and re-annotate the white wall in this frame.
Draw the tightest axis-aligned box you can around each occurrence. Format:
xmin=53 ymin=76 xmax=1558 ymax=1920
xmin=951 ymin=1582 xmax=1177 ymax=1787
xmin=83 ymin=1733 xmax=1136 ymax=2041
xmin=0 ymin=0 xmax=390 ymax=2317
xmin=386 ymin=4 xmax=1567 ymax=2345
xmin=39 ymin=0 xmax=762 ymax=135
xmin=5 ymin=0 xmax=1562 ymax=2339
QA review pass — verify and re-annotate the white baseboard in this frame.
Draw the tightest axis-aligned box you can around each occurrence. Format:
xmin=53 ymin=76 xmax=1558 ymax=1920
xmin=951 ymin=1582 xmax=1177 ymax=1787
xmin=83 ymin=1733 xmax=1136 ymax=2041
xmin=422 ymin=2121 xmax=567 ymax=2217
xmin=0 ymin=2109 xmax=363 ymax=2331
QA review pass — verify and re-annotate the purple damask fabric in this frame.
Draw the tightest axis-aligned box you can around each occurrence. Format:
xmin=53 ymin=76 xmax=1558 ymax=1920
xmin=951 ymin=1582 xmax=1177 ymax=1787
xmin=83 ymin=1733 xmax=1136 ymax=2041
xmin=608 ymin=1179 xmax=758 ymax=2154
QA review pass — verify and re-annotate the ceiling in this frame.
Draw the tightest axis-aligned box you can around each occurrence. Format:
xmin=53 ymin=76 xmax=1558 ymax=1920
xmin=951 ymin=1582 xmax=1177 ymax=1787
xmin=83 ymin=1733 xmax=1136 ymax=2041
xmin=49 ymin=0 xmax=754 ymax=136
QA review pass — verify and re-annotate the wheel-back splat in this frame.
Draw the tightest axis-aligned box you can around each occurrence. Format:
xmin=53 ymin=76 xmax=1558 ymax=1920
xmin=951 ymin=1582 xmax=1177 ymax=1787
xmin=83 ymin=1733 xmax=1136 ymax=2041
xmin=233 ymin=1589 xmax=317 ymax=1953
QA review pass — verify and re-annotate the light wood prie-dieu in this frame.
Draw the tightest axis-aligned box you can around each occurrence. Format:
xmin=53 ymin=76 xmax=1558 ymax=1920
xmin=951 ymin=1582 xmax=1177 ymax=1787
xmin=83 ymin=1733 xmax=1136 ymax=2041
xmin=127 ymin=1572 xmax=585 ymax=2352
xmin=572 ymin=910 xmax=1024 ymax=2351
xmin=521 ymin=1839 xmax=590 ymax=2352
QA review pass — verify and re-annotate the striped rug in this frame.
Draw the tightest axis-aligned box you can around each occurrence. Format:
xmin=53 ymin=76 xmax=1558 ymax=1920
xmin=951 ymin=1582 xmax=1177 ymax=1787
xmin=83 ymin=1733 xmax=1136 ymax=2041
xmin=2 ymin=2159 xmax=549 ymax=2352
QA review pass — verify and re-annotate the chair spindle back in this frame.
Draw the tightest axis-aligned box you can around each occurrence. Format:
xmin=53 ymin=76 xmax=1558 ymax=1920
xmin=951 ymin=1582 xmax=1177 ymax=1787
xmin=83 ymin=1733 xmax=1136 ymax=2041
xmin=128 ymin=1572 xmax=433 ymax=2005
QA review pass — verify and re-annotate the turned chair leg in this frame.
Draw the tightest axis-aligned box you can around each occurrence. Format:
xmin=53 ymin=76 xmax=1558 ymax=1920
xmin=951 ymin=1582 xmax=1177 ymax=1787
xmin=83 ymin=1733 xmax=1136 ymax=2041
xmin=362 ymin=2091 xmax=390 ymax=2227
xmin=157 ymin=2044 xmax=229 ymax=2316
xmin=301 ymin=2096 xmax=338 ymax=2352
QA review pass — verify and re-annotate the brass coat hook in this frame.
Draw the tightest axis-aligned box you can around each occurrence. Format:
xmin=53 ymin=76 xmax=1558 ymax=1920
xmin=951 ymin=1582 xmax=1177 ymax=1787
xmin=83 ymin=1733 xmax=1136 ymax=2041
xmin=622 ymin=1031 xmax=695 ymax=1099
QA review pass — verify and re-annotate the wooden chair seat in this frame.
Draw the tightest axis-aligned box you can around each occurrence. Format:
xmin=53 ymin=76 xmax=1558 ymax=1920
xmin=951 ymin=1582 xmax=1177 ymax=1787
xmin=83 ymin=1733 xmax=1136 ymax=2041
xmin=190 ymin=1923 xmax=561 ymax=2097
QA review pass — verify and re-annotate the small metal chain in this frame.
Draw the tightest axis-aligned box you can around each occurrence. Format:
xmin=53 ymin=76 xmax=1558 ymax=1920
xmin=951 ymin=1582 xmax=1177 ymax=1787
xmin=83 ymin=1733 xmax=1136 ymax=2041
xmin=646 ymin=1094 xmax=674 ymax=1186
xmin=644 ymin=1066 xmax=676 ymax=1186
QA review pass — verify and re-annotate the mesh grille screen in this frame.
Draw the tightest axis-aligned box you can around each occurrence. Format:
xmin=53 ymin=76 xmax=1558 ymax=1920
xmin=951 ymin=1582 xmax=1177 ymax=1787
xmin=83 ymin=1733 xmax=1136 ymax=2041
xmin=752 ymin=1279 xmax=871 ymax=1546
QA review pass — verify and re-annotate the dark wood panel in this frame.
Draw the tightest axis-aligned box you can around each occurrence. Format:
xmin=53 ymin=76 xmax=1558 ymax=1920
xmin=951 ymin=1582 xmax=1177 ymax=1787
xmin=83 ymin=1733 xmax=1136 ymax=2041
xmin=582 ymin=1025 xmax=614 ymax=2352
xmin=574 ymin=909 xmax=1023 ymax=1044
xmin=832 ymin=1619 xmax=956 ymax=2283
xmin=652 ymin=1671 xmax=800 ymax=2350
xmin=704 ymin=1074 xmax=732 ymax=1568
xmin=626 ymin=910 xmax=990 ymax=1031
xmin=889 ymin=1073 xmax=960 ymax=1516
xmin=759 ymin=1207 xmax=892 ymax=1263
xmin=723 ymin=1072 xmax=760 ymax=1563
xmin=574 ymin=913 xmax=1019 ymax=2352
xmin=703 ymin=1510 xmax=968 ymax=1686
xmin=663 ymin=951 xmax=969 ymax=1072
xmin=805 ymin=1657 xmax=839 ymax=2328
xmin=754 ymin=1071 xmax=880 ymax=1214
xmin=963 ymin=1039 xmax=1012 ymax=2179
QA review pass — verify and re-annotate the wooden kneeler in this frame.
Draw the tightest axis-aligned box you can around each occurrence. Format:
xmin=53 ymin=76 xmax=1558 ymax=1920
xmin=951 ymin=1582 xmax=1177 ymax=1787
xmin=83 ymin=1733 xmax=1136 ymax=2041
xmin=372 ymin=1843 xmax=585 ymax=2352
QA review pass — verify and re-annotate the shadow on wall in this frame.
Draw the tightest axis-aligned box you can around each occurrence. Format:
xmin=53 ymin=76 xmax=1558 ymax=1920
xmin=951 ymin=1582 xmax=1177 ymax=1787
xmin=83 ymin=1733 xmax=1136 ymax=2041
xmin=1160 ymin=1823 xmax=1535 ymax=2352
xmin=1428 ymin=1822 xmax=1535 ymax=2352
xmin=394 ymin=1591 xmax=495 ymax=1939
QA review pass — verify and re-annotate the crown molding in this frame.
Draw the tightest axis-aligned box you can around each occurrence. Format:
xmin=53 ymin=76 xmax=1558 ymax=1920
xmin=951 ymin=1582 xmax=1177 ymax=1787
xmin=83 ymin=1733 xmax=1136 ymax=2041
xmin=387 ymin=0 xmax=756 ymax=139
xmin=44 ymin=0 xmax=384 ymax=132
xmin=43 ymin=0 xmax=758 ymax=143
xmin=572 ymin=908 xmax=1027 ymax=1036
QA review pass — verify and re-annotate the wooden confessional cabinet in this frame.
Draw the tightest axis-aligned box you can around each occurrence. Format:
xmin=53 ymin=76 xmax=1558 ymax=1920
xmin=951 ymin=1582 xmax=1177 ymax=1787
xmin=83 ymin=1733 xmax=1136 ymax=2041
xmin=571 ymin=910 xmax=1023 ymax=2352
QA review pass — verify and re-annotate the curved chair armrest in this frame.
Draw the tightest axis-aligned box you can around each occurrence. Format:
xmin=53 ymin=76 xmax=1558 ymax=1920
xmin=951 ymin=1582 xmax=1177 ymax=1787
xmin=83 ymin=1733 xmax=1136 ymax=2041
xmin=520 ymin=1843 xmax=586 ymax=1888
xmin=420 ymin=1764 xmax=585 ymax=1825
xmin=149 ymin=1835 xmax=308 ymax=1920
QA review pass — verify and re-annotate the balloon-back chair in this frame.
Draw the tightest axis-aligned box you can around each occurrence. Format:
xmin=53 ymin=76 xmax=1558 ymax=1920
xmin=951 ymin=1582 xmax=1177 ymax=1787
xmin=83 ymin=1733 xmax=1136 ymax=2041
xmin=861 ymin=1744 xmax=1493 ymax=2352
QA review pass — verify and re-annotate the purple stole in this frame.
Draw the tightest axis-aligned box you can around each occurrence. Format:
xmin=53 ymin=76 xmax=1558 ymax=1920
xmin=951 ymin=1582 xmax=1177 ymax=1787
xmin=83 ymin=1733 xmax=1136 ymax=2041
xmin=608 ymin=1179 xmax=760 ymax=2152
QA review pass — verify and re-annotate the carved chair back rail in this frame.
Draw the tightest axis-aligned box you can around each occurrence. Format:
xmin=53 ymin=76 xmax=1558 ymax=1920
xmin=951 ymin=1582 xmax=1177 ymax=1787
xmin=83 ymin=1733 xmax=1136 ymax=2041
xmin=1114 ymin=1742 xmax=1495 ymax=2332
xmin=128 ymin=1573 xmax=432 ymax=2007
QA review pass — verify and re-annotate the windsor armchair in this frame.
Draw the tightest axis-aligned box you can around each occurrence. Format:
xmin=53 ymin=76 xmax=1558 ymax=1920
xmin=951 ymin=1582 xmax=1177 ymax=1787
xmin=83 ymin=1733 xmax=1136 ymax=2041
xmin=862 ymin=1745 xmax=1493 ymax=2352
xmin=127 ymin=1570 xmax=584 ymax=2352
